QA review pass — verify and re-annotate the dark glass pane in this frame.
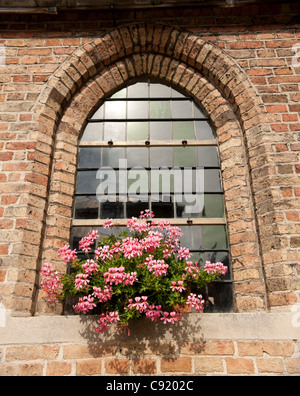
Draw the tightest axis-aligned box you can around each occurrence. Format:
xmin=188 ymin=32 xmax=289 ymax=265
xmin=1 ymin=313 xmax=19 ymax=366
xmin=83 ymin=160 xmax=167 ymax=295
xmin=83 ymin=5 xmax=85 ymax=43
xmin=189 ymin=251 xmax=202 ymax=265
xmin=197 ymin=146 xmax=219 ymax=167
xmin=205 ymin=282 xmax=234 ymax=312
xmin=74 ymin=196 xmax=98 ymax=219
xmin=76 ymin=171 xmax=99 ymax=194
xmin=127 ymin=201 xmax=149 ymax=218
xmin=100 ymin=201 xmax=124 ymax=219
xmin=203 ymin=194 xmax=225 ymax=218
xmin=102 ymin=147 xmax=125 ymax=168
xmin=151 ymin=202 xmax=174 ymax=218
xmin=70 ymin=226 xmax=97 ymax=251
xmin=78 ymin=148 xmax=101 ymax=169
xmin=203 ymin=225 xmax=228 ymax=250
xmin=180 ymin=226 xmax=203 ymax=250
xmin=175 ymin=194 xmax=204 ymax=218
xmin=203 ymin=251 xmax=231 ymax=280
xmin=150 ymin=121 xmax=172 ymax=140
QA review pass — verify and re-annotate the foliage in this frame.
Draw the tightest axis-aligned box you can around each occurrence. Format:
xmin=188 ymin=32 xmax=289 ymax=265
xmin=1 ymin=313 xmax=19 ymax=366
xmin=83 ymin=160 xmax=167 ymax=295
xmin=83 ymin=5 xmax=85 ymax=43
xmin=40 ymin=211 xmax=227 ymax=335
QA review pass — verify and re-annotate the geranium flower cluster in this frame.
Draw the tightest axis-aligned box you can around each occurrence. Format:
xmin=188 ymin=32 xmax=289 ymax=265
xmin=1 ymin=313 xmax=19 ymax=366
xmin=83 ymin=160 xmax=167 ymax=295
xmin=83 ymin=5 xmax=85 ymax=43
xmin=40 ymin=262 xmax=62 ymax=304
xmin=40 ymin=211 xmax=228 ymax=336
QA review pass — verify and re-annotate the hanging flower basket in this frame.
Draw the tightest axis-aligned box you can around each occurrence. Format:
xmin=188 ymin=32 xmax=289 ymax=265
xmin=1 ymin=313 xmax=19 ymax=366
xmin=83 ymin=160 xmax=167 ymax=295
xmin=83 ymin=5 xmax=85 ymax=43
xmin=40 ymin=211 xmax=227 ymax=335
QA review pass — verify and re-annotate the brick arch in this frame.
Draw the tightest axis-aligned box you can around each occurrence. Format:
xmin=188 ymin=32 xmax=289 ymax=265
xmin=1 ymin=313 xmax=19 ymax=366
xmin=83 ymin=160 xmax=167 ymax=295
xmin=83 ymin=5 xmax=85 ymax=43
xmin=34 ymin=23 xmax=265 ymax=134
xmin=33 ymin=49 xmax=268 ymax=315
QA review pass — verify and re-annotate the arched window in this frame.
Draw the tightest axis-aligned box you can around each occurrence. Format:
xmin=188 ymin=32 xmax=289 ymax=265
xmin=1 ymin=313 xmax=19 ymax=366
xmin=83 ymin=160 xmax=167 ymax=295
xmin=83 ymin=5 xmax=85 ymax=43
xmin=71 ymin=81 xmax=233 ymax=312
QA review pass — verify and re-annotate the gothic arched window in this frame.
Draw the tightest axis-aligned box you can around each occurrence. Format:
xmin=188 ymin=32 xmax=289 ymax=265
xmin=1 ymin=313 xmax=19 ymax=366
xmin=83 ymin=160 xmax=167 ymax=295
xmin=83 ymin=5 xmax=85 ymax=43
xmin=71 ymin=81 xmax=233 ymax=312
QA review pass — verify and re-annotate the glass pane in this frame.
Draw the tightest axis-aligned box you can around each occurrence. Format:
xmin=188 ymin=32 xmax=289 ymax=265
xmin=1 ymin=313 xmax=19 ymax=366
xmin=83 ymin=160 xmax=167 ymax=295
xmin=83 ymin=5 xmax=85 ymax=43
xmin=180 ymin=226 xmax=203 ymax=250
xmin=204 ymin=169 xmax=223 ymax=192
xmin=102 ymin=148 xmax=125 ymax=168
xmin=203 ymin=225 xmax=228 ymax=250
xmin=96 ymin=169 xmax=119 ymax=199
xmin=76 ymin=171 xmax=99 ymax=194
xmin=81 ymin=123 xmax=103 ymax=141
xmin=104 ymin=101 xmax=126 ymax=119
xmin=150 ymin=121 xmax=172 ymax=140
xmin=189 ymin=251 xmax=203 ymax=265
xmin=74 ymin=196 xmax=98 ymax=219
xmin=150 ymin=147 xmax=173 ymax=167
xmin=127 ymin=122 xmax=148 ymax=140
xmin=128 ymin=101 xmax=148 ymax=119
xmin=205 ymin=282 xmax=234 ymax=312
xmin=128 ymin=82 xmax=148 ymax=98
xmin=171 ymin=88 xmax=186 ymax=98
xmin=103 ymin=122 xmax=126 ymax=140
xmin=127 ymin=200 xmax=149 ymax=218
xmin=150 ymin=101 xmax=171 ymax=119
xmin=71 ymin=226 xmax=97 ymax=250
xmin=203 ymin=251 xmax=231 ymax=280
xmin=197 ymin=146 xmax=219 ymax=167
xmin=174 ymin=147 xmax=197 ymax=167
xmin=127 ymin=168 xmax=149 ymax=196
xmin=150 ymin=169 xmax=175 ymax=194
xmin=78 ymin=148 xmax=101 ymax=169
xmin=110 ymin=88 xmax=127 ymax=99
xmin=151 ymin=202 xmax=174 ymax=218
xmin=150 ymin=84 xmax=171 ymax=98
xmin=175 ymin=194 xmax=204 ymax=218
xmin=127 ymin=148 xmax=149 ymax=168
xmin=194 ymin=104 xmax=206 ymax=118
xmin=203 ymin=194 xmax=225 ymax=218
xmin=173 ymin=121 xmax=195 ymax=140
xmin=91 ymin=106 xmax=104 ymax=120
xmin=195 ymin=121 xmax=215 ymax=140
xmin=172 ymin=100 xmax=193 ymax=118
xmin=100 ymin=201 xmax=124 ymax=219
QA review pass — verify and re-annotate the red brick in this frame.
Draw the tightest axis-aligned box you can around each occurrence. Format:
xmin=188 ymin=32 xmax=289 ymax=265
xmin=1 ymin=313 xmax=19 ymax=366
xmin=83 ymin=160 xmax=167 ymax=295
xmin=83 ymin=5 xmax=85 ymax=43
xmin=132 ymin=359 xmax=157 ymax=374
xmin=266 ymin=105 xmax=287 ymax=113
xmin=226 ymin=358 xmax=255 ymax=374
xmin=46 ymin=361 xmax=72 ymax=376
xmin=104 ymin=359 xmax=130 ymax=374
xmin=76 ymin=360 xmax=102 ymax=376
xmin=161 ymin=357 xmax=192 ymax=373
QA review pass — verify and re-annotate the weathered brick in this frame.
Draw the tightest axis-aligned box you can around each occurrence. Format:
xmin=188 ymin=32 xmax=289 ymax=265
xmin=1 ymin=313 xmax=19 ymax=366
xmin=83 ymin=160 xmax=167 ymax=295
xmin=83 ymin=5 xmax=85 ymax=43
xmin=161 ymin=357 xmax=192 ymax=373
xmin=226 ymin=358 xmax=255 ymax=374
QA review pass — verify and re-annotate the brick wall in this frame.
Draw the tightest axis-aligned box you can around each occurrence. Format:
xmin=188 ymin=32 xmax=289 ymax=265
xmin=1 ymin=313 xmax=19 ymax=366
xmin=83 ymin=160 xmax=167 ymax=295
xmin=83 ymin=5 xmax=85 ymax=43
xmin=0 ymin=1 xmax=299 ymax=376
xmin=1 ymin=340 xmax=299 ymax=376
xmin=0 ymin=313 xmax=299 ymax=376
